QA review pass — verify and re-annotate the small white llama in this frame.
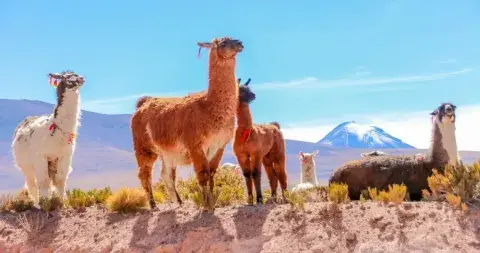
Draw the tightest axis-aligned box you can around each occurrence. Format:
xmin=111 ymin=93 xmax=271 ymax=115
xmin=292 ymin=150 xmax=319 ymax=192
xmin=12 ymin=71 xmax=85 ymax=205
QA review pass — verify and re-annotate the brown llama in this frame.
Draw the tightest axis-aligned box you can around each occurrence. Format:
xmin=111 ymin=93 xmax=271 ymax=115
xmin=233 ymin=78 xmax=288 ymax=205
xmin=131 ymin=37 xmax=244 ymax=212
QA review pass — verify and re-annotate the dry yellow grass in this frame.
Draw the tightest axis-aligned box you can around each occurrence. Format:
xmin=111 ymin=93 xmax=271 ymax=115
xmin=328 ymin=183 xmax=349 ymax=204
xmin=106 ymin=188 xmax=149 ymax=213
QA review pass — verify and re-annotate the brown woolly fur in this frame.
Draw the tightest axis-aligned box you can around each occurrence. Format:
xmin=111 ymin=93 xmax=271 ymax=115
xmin=233 ymin=78 xmax=288 ymax=205
xmin=131 ymin=37 xmax=244 ymax=212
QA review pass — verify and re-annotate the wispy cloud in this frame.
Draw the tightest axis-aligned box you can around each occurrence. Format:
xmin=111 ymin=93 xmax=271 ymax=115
xmin=281 ymin=104 xmax=480 ymax=151
xmin=257 ymin=68 xmax=473 ymax=90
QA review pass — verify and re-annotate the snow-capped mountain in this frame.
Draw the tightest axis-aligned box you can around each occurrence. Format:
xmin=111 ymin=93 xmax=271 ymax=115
xmin=317 ymin=121 xmax=415 ymax=148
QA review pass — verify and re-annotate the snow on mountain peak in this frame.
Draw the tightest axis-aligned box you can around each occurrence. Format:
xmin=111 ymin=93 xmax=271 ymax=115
xmin=317 ymin=121 xmax=414 ymax=149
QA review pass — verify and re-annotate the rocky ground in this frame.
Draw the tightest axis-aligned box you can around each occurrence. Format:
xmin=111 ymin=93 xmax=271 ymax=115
xmin=1 ymin=202 xmax=479 ymax=253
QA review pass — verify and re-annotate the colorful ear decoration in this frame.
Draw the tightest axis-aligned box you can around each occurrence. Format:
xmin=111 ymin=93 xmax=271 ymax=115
xmin=49 ymin=76 xmax=59 ymax=88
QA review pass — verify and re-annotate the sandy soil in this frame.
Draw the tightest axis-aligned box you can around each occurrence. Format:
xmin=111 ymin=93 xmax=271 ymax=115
xmin=1 ymin=202 xmax=479 ymax=253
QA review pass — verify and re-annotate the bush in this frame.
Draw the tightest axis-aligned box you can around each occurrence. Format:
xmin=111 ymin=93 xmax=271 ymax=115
xmin=176 ymin=165 xmax=245 ymax=208
xmin=423 ymin=162 xmax=480 ymax=210
xmin=66 ymin=188 xmax=95 ymax=209
xmin=328 ymin=183 xmax=349 ymax=204
xmin=284 ymin=190 xmax=307 ymax=211
xmin=367 ymin=184 xmax=407 ymax=204
xmin=39 ymin=194 xmax=63 ymax=213
xmin=87 ymin=187 xmax=113 ymax=204
xmin=4 ymin=190 xmax=34 ymax=212
xmin=106 ymin=188 xmax=149 ymax=213
xmin=0 ymin=194 xmax=14 ymax=212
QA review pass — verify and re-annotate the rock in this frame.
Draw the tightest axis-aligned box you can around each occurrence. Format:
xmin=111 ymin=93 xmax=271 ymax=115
xmin=387 ymin=202 xmax=396 ymax=208
xmin=345 ymin=232 xmax=356 ymax=241
xmin=402 ymin=203 xmax=413 ymax=210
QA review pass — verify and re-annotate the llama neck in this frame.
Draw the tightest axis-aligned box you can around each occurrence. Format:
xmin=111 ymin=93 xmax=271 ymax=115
xmin=427 ymin=120 xmax=458 ymax=167
xmin=438 ymin=121 xmax=458 ymax=166
xmin=52 ymin=90 xmax=81 ymax=133
xmin=301 ymin=162 xmax=317 ymax=184
xmin=236 ymin=103 xmax=253 ymax=129
xmin=206 ymin=52 xmax=238 ymax=104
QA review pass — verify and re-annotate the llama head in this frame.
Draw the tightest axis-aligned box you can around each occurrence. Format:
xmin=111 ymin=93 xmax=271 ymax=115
xmin=430 ymin=102 xmax=457 ymax=125
xmin=237 ymin=78 xmax=256 ymax=104
xmin=197 ymin=37 xmax=244 ymax=59
xmin=49 ymin=71 xmax=85 ymax=92
xmin=298 ymin=150 xmax=318 ymax=164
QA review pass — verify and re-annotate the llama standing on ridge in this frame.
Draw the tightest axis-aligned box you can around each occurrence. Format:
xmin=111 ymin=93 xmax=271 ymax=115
xmin=329 ymin=103 xmax=460 ymax=200
xmin=233 ymin=78 xmax=288 ymax=204
xmin=131 ymin=37 xmax=244 ymax=212
xmin=292 ymin=150 xmax=319 ymax=192
xmin=12 ymin=71 xmax=85 ymax=205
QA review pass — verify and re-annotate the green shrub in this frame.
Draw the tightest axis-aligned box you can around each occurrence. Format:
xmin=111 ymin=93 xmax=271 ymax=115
xmin=5 ymin=190 xmax=34 ymax=212
xmin=66 ymin=188 xmax=95 ymax=209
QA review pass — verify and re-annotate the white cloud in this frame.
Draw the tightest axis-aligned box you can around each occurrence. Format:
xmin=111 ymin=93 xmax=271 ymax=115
xmin=257 ymin=68 xmax=473 ymax=90
xmin=282 ymin=104 xmax=480 ymax=151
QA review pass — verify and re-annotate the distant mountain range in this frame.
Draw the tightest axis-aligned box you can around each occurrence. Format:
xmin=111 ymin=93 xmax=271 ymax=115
xmin=1 ymin=99 xmax=478 ymax=194
xmin=318 ymin=121 xmax=415 ymax=148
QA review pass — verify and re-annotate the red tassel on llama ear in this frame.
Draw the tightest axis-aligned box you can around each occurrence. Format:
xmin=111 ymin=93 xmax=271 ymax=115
xmin=49 ymin=76 xmax=59 ymax=88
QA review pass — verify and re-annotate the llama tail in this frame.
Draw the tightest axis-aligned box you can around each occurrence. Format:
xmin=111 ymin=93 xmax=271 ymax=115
xmin=270 ymin=121 xmax=281 ymax=129
xmin=136 ymin=96 xmax=153 ymax=109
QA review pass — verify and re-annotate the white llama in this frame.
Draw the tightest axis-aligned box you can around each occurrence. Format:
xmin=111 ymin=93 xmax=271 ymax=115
xmin=12 ymin=71 xmax=85 ymax=205
xmin=292 ymin=150 xmax=319 ymax=192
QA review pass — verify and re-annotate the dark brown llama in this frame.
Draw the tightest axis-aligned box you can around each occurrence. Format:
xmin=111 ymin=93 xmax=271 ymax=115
xmin=233 ymin=78 xmax=288 ymax=205
xmin=329 ymin=103 xmax=460 ymax=201
xmin=131 ymin=37 xmax=244 ymax=212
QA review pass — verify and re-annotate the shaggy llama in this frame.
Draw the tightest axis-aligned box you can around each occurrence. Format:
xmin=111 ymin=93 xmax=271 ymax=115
xmin=329 ymin=103 xmax=460 ymax=200
xmin=12 ymin=71 xmax=85 ymax=205
xmin=131 ymin=37 xmax=244 ymax=211
xmin=233 ymin=78 xmax=288 ymax=204
xmin=292 ymin=150 xmax=319 ymax=192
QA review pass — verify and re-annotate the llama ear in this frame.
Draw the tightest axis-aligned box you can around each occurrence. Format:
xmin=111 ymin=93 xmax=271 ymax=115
xmin=244 ymin=78 xmax=251 ymax=86
xmin=430 ymin=109 xmax=439 ymax=116
xmin=197 ymin=42 xmax=213 ymax=49
xmin=312 ymin=150 xmax=319 ymax=156
xmin=298 ymin=151 xmax=304 ymax=159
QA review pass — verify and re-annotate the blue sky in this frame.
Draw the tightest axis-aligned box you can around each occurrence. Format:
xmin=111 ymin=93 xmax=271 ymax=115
xmin=1 ymin=0 xmax=479 ymax=149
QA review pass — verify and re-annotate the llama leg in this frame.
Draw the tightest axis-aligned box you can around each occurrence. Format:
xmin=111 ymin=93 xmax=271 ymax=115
xmin=274 ymin=160 xmax=288 ymax=203
xmin=160 ymin=159 xmax=182 ymax=205
xmin=237 ymin=153 xmax=253 ymax=205
xmin=250 ymin=155 xmax=263 ymax=205
xmin=208 ymin=147 xmax=225 ymax=192
xmin=21 ymin=164 xmax=38 ymax=203
xmin=34 ymin=156 xmax=50 ymax=204
xmin=53 ymin=156 xmax=73 ymax=202
xmin=190 ymin=148 xmax=214 ymax=212
xmin=135 ymin=150 xmax=158 ymax=209
xmin=263 ymin=160 xmax=278 ymax=202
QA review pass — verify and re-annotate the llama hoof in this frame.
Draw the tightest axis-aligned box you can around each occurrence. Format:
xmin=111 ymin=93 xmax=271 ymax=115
xmin=200 ymin=186 xmax=215 ymax=213
xmin=247 ymin=196 xmax=254 ymax=206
